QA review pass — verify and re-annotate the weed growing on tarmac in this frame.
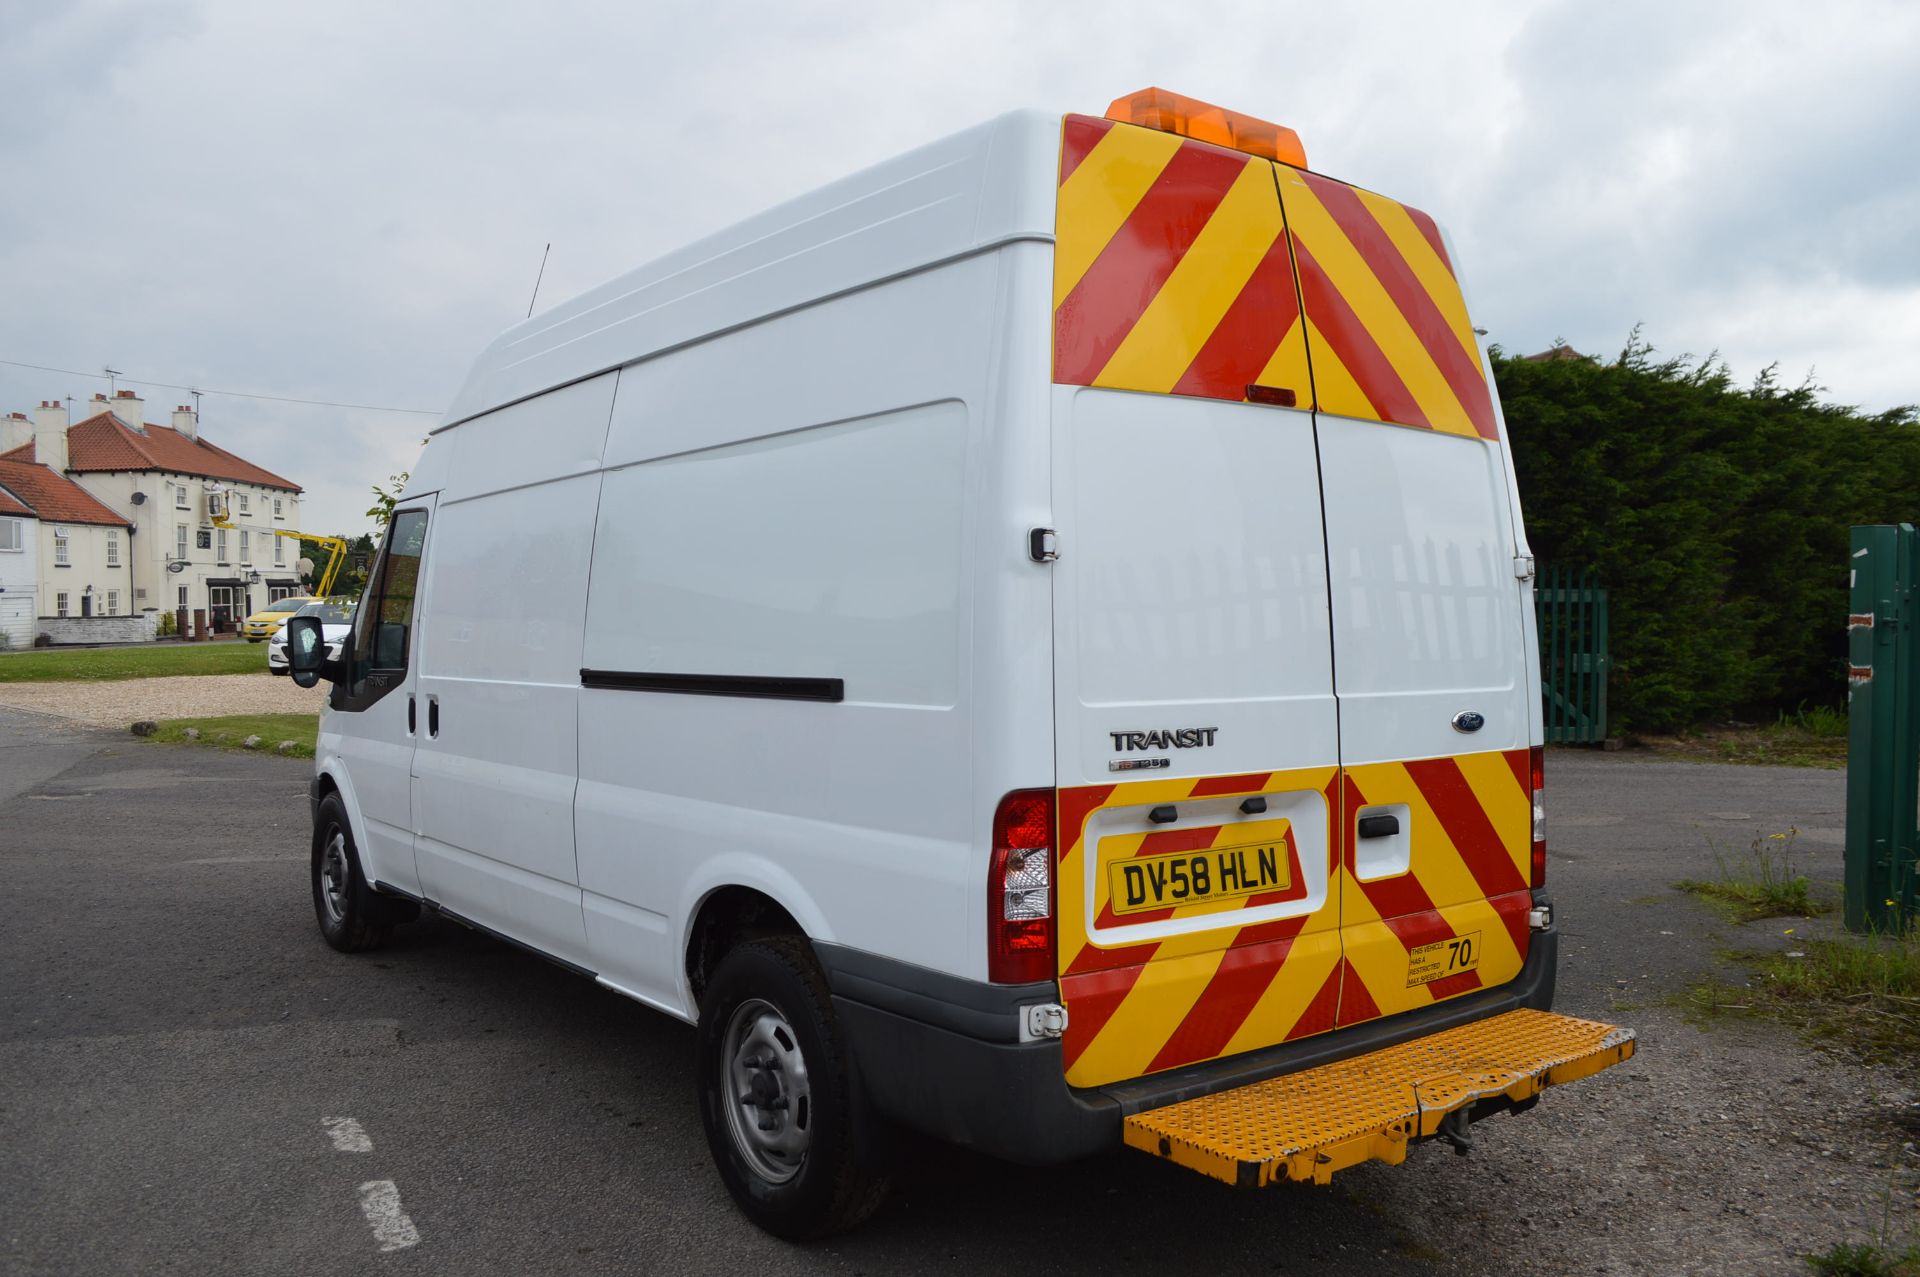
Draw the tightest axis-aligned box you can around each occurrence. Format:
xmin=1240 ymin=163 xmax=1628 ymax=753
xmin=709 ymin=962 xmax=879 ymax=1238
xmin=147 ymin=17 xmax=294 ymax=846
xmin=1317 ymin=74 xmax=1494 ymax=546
xmin=1806 ymin=1240 xmax=1920 ymax=1276
xmin=1687 ymin=923 xmax=1920 ymax=1063
xmin=1678 ymin=829 xmax=1827 ymax=921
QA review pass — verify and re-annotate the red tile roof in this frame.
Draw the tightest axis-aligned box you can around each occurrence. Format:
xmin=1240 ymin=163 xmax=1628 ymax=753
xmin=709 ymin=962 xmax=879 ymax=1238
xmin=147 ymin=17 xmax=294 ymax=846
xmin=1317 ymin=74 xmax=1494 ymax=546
xmin=0 ymin=481 xmax=33 ymax=518
xmin=0 ymin=459 xmax=132 ymax=527
xmin=0 ymin=411 xmax=301 ymax=492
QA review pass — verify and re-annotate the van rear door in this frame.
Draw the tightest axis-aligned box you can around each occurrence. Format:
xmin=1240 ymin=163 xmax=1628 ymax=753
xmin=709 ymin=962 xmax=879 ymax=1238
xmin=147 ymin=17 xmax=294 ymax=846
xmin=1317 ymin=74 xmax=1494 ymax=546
xmin=1048 ymin=115 xmax=1344 ymax=1090
xmin=1273 ymin=166 xmax=1537 ymax=1027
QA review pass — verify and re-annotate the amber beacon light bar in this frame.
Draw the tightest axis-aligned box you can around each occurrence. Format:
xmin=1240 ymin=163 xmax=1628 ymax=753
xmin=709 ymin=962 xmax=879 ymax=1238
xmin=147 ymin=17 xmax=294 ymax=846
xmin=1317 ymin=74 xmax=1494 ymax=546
xmin=1105 ymin=87 xmax=1309 ymax=169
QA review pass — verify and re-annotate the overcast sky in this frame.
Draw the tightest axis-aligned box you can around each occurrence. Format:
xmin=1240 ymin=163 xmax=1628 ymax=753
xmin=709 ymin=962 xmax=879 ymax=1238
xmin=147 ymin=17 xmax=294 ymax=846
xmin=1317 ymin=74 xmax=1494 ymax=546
xmin=2 ymin=0 xmax=1915 ymax=534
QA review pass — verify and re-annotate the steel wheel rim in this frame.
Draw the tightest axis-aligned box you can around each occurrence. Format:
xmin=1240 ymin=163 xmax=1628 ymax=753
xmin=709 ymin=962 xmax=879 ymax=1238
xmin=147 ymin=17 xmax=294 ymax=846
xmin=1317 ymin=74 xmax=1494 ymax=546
xmin=720 ymin=997 xmax=812 ymax=1184
xmin=320 ymin=830 xmax=351 ymax=926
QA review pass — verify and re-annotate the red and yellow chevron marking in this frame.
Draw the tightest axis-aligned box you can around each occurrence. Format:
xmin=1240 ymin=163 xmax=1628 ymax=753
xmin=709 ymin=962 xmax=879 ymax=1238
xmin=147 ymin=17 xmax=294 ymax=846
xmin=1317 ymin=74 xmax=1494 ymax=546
xmin=1052 ymin=114 xmax=1497 ymax=440
xmin=1275 ymin=165 xmax=1496 ymax=440
xmin=1055 ymin=749 xmax=1533 ymax=1090
xmin=1053 ymin=115 xmax=1313 ymax=406
xmin=1057 ymin=767 xmax=1340 ymax=1089
xmin=1334 ymin=751 xmax=1533 ymax=1027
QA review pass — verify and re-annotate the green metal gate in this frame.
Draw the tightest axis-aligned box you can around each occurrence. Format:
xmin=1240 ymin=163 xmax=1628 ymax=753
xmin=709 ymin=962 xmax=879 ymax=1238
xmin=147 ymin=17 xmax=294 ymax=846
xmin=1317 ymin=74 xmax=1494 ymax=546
xmin=1845 ymin=524 xmax=1920 ymax=933
xmin=1536 ymin=568 xmax=1609 ymax=744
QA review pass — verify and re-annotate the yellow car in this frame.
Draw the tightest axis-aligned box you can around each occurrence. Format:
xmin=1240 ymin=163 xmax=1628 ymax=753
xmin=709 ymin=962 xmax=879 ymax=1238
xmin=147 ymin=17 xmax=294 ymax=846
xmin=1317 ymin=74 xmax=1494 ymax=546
xmin=242 ymin=596 xmax=319 ymax=641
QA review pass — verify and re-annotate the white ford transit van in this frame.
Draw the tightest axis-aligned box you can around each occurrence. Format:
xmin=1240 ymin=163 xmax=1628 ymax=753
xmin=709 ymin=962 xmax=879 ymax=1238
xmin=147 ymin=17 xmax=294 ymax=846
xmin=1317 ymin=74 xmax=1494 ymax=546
xmin=289 ymin=88 xmax=1633 ymax=1238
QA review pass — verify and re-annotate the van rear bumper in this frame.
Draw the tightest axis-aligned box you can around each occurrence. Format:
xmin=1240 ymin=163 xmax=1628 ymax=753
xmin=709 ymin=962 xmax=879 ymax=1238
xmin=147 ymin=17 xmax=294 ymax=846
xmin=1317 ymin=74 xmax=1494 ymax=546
xmin=817 ymin=891 xmax=1559 ymax=1166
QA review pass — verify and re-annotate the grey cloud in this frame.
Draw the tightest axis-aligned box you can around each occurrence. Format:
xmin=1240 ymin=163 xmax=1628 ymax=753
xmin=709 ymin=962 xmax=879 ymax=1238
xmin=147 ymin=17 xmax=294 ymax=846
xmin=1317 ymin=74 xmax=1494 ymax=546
xmin=0 ymin=0 xmax=1913 ymax=537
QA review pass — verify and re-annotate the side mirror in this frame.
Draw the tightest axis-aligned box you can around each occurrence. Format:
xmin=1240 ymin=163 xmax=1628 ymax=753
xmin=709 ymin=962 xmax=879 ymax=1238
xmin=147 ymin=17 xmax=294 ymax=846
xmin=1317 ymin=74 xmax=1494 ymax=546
xmin=286 ymin=615 xmax=328 ymax=689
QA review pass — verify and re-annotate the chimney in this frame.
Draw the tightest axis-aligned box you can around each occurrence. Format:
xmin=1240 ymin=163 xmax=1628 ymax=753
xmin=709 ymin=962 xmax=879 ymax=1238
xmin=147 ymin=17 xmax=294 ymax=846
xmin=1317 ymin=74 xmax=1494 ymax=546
xmin=112 ymin=387 xmax=146 ymax=431
xmin=33 ymin=400 xmax=70 ymax=471
xmin=169 ymin=403 xmax=199 ymax=441
xmin=0 ymin=412 xmax=30 ymax=453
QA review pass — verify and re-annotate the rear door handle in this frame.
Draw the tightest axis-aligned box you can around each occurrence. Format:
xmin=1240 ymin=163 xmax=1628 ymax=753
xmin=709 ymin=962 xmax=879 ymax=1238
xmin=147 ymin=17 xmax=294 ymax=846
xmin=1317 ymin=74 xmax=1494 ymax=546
xmin=427 ymin=696 xmax=440 ymax=739
xmin=1357 ymin=814 xmax=1400 ymax=839
xmin=407 ymin=695 xmax=416 ymax=735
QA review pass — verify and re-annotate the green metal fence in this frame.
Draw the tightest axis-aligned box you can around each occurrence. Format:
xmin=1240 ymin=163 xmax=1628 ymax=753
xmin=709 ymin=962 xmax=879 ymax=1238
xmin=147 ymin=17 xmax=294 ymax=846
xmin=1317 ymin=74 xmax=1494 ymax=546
xmin=1536 ymin=568 xmax=1609 ymax=744
xmin=1844 ymin=524 xmax=1920 ymax=933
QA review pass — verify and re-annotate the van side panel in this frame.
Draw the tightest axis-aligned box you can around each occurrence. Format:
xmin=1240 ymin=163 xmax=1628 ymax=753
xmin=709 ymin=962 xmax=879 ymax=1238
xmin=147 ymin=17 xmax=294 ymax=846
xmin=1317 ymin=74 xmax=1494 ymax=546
xmin=409 ymin=372 xmax=617 ymax=968
xmin=575 ymin=254 xmax=1010 ymax=1013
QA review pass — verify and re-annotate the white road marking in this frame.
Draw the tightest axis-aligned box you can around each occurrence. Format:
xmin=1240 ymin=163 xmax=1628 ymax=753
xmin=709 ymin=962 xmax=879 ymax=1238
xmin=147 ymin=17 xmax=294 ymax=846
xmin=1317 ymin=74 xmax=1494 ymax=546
xmin=357 ymin=1180 xmax=420 ymax=1252
xmin=323 ymin=1116 xmax=373 ymax=1153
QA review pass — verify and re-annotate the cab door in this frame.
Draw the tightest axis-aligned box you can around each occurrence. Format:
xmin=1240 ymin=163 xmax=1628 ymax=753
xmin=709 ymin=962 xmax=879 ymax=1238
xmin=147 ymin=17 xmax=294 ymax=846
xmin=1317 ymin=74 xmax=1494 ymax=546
xmin=1048 ymin=115 xmax=1344 ymax=1090
xmin=325 ymin=496 xmax=436 ymax=900
xmin=1274 ymin=166 xmax=1537 ymax=1027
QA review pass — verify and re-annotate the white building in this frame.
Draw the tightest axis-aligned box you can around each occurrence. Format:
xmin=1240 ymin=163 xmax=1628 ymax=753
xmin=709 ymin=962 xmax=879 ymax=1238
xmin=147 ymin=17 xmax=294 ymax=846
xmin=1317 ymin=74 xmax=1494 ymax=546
xmin=0 ymin=410 xmax=135 ymax=642
xmin=0 ymin=476 xmax=40 ymax=647
xmin=0 ymin=390 xmax=305 ymax=635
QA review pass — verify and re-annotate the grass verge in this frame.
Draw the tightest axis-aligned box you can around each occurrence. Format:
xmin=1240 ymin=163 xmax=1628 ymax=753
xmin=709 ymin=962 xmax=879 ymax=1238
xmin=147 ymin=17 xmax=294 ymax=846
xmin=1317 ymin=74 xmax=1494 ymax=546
xmin=1677 ymin=829 xmax=1829 ymax=921
xmin=0 ymin=642 xmax=265 ymax=682
xmin=148 ymin=713 xmax=318 ymax=758
xmin=1634 ymin=706 xmax=1848 ymax=768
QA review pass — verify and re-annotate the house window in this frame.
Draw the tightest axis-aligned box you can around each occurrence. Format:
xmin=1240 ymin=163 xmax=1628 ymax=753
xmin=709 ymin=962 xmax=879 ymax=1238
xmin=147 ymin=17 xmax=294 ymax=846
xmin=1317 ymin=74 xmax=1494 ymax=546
xmin=178 ymin=585 xmax=188 ymax=609
xmin=175 ymin=483 xmax=189 ymax=510
xmin=274 ymin=536 xmax=285 ymax=566
xmin=176 ymin=524 xmax=189 ymax=561
xmin=53 ymin=529 xmax=69 ymax=565
xmin=105 ymin=590 xmax=119 ymax=614
xmin=55 ymin=592 xmax=68 ymax=617
xmin=240 ymin=530 xmax=250 ymax=563
xmin=106 ymin=530 xmax=121 ymax=567
xmin=216 ymin=528 xmax=228 ymax=563
xmin=237 ymin=493 xmax=250 ymax=514
xmin=0 ymin=517 xmax=19 ymax=552
xmin=274 ymin=497 xmax=284 ymax=520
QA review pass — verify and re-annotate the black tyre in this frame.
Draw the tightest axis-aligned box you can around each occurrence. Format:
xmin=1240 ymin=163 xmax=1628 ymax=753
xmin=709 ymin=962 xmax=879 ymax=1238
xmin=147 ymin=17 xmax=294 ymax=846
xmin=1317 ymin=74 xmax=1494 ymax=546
xmin=696 ymin=936 xmax=890 ymax=1239
xmin=311 ymin=793 xmax=415 ymax=952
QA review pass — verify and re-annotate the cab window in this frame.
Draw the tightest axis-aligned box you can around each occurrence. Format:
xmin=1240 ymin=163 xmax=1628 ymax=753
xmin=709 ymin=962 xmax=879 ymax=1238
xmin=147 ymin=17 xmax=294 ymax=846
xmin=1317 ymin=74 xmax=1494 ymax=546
xmin=332 ymin=510 xmax=427 ymax=711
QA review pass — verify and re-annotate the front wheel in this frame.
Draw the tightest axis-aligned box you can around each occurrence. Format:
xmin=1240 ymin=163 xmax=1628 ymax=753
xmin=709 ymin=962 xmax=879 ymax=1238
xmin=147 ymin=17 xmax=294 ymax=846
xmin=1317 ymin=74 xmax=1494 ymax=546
xmin=311 ymin=793 xmax=414 ymax=951
xmin=696 ymin=936 xmax=889 ymax=1239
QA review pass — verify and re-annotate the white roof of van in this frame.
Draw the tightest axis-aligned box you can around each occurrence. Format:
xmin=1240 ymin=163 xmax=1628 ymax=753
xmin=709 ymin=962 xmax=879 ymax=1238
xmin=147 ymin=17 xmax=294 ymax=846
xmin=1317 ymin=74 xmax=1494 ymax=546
xmin=436 ymin=109 xmax=1061 ymax=431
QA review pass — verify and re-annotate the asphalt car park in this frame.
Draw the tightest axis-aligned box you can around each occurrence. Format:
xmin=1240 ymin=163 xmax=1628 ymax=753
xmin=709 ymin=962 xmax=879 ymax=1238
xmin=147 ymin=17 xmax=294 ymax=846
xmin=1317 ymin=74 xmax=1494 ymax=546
xmin=1 ymin=705 xmax=1913 ymax=1276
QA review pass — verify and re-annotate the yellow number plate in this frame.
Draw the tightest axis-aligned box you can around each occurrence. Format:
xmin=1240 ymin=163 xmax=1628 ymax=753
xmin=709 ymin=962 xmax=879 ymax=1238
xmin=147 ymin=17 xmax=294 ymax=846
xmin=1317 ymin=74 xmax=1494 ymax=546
xmin=1108 ymin=832 xmax=1293 ymax=916
xmin=1407 ymin=931 xmax=1482 ymax=986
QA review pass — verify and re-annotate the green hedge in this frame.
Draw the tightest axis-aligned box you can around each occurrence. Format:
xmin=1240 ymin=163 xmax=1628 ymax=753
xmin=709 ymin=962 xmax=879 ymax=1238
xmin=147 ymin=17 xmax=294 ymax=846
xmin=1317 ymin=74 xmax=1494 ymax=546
xmin=1500 ymin=333 xmax=1918 ymax=733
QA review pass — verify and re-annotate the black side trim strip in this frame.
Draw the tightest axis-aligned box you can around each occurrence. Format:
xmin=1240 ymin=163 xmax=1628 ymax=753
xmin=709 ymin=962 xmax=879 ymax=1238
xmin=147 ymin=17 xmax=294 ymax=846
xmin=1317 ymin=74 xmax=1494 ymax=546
xmin=580 ymin=669 xmax=844 ymax=703
xmin=373 ymin=881 xmax=597 ymax=980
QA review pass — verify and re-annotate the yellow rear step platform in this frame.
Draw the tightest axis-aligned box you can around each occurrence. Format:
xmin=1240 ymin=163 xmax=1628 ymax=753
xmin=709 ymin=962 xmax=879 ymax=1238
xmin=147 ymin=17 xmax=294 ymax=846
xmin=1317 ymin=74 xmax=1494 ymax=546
xmin=1123 ymin=1008 xmax=1635 ymax=1187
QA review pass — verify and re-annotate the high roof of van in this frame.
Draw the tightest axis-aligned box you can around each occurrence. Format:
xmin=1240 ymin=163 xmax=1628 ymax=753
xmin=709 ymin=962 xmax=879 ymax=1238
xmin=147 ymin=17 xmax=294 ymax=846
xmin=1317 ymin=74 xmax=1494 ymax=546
xmin=437 ymin=110 xmax=1061 ymax=432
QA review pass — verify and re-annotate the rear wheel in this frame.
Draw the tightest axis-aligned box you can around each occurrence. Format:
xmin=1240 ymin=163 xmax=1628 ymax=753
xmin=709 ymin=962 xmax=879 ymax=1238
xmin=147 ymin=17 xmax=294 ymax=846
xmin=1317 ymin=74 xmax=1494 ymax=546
xmin=311 ymin=793 xmax=415 ymax=952
xmin=696 ymin=936 xmax=889 ymax=1239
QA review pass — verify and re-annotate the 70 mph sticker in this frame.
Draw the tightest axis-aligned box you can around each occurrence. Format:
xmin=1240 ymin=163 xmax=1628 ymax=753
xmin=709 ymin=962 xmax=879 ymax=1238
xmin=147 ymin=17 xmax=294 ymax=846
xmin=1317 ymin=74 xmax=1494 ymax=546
xmin=1407 ymin=931 xmax=1481 ymax=987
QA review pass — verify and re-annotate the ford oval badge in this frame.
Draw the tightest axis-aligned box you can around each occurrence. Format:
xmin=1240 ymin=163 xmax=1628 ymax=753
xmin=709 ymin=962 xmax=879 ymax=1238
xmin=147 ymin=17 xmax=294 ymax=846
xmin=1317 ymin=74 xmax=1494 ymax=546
xmin=1452 ymin=710 xmax=1486 ymax=734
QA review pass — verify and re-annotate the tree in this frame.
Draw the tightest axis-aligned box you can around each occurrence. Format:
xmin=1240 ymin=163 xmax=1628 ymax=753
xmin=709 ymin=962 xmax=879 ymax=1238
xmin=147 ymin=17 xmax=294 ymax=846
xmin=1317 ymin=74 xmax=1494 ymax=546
xmin=1496 ymin=332 xmax=1920 ymax=732
xmin=367 ymin=472 xmax=410 ymax=529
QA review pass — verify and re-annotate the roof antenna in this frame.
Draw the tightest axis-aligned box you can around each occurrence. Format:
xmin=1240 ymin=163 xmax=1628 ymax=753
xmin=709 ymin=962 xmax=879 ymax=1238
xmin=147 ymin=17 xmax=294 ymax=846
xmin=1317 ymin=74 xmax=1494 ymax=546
xmin=526 ymin=242 xmax=551 ymax=319
xmin=104 ymin=366 xmax=121 ymax=397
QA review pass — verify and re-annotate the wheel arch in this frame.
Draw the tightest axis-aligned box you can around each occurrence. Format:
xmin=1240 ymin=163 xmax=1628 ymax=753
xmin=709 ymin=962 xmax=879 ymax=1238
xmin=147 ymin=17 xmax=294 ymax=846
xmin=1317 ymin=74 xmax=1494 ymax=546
xmin=681 ymin=869 xmax=831 ymax=1016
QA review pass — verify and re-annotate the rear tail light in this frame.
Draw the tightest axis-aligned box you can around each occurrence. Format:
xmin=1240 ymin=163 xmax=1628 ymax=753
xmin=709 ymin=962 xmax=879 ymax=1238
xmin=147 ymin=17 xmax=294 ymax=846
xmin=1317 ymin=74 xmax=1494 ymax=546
xmin=988 ymin=789 xmax=1056 ymax=984
xmin=1529 ymin=745 xmax=1546 ymax=888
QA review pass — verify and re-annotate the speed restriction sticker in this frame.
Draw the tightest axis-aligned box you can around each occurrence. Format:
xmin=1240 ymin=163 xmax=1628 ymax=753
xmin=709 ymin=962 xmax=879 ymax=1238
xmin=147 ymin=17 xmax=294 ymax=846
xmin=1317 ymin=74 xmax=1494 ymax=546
xmin=1407 ymin=931 xmax=1481 ymax=987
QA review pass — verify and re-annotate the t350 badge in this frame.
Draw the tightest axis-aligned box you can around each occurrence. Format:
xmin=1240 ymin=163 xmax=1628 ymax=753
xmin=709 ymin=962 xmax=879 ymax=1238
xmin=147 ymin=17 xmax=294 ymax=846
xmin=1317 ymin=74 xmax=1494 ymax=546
xmin=1108 ymin=727 xmax=1217 ymax=772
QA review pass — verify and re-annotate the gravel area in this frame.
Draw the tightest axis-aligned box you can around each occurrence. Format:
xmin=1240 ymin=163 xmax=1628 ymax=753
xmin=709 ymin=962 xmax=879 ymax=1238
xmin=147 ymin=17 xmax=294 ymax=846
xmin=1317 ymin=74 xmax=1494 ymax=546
xmin=0 ymin=672 xmax=326 ymax=727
